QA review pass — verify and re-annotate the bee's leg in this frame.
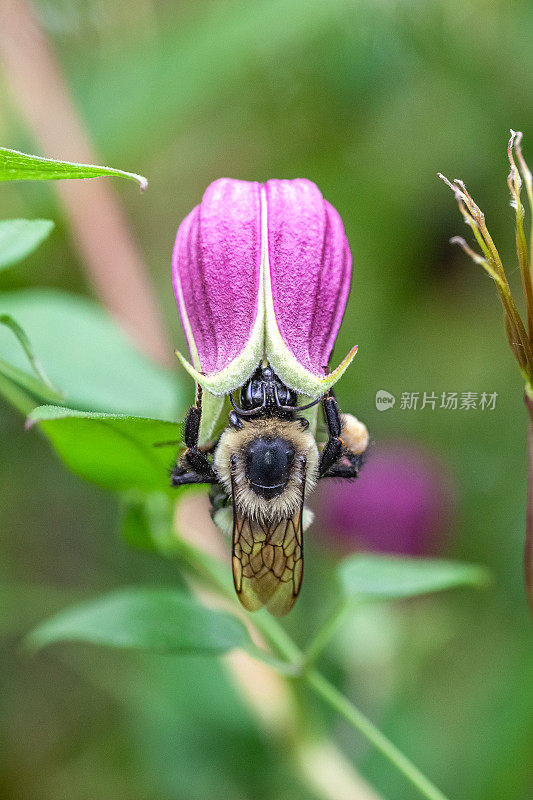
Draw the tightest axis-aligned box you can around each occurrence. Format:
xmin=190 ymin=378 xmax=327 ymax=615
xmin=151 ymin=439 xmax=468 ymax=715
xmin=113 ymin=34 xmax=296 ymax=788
xmin=318 ymin=389 xmax=365 ymax=478
xmin=201 ymin=440 xmax=219 ymax=454
xmin=321 ymin=451 xmax=365 ymax=479
xmin=171 ymin=469 xmax=219 ymax=486
xmin=171 ymin=387 xmax=218 ymax=486
xmin=319 ymin=391 xmax=369 ymax=479
xmin=318 ymin=391 xmax=344 ymax=477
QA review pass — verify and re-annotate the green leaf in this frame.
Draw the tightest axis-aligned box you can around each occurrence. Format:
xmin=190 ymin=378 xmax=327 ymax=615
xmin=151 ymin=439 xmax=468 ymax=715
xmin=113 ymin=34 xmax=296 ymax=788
xmin=0 ymin=147 xmax=147 ymax=191
xmin=122 ymin=491 xmax=180 ymax=554
xmin=0 ymin=289 xmax=183 ymax=418
xmin=338 ymin=554 xmax=490 ymax=601
xmin=26 ymin=587 xmax=251 ymax=656
xmin=26 ymin=405 xmax=182 ymax=492
xmin=0 ymin=219 xmax=54 ymax=270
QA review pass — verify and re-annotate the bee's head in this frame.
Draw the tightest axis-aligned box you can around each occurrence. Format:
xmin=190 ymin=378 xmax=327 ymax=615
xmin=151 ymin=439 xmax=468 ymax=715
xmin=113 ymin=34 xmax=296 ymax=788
xmin=214 ymin=417 xmax=319 ymax=522
xmin=243 ymin=436 xmax=295 ymax=499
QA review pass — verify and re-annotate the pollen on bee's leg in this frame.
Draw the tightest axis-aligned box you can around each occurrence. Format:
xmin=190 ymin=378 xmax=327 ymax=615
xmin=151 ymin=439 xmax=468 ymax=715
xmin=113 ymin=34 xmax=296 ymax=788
xmin=341 ymin=414 xmax=369 ymax=455
xmin=302 ymin=507 xmax=314 ymax=531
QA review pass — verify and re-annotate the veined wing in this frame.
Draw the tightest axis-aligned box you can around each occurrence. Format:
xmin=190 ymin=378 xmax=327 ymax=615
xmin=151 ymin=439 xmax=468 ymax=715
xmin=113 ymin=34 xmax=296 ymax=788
xmin=231 ymin=490 xmax=304 ymax=617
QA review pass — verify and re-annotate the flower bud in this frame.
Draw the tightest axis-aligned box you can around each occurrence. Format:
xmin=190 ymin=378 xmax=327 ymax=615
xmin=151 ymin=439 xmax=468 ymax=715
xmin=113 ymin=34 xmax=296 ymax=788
xmin=172 ymin=179 xmax=357 ymax=398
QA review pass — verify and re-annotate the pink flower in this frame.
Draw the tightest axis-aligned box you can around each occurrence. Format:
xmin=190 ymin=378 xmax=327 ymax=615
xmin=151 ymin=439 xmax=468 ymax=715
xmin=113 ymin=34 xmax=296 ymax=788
xmin=172 ymin=179 xmax=357 ymax=398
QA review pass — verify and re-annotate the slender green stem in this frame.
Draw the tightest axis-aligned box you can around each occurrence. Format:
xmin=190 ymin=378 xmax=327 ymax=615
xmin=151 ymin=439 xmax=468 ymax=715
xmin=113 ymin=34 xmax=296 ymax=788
xmin=306 ymin=670 xmax=451 ymax=800
xmin=246 ymin=643 xmax=300 ymax=675
xmin=524 ymin=396 xmax=533 ymax=614
xmin=0 ymin=314 xmax=62 ymax=394
xmin=300 ymin=598 xmax=351 ymax=674
xmin=250 ymin=610 xmax=302 ymax=663
xmin=174 ymin=534 xmax=451 ymax=800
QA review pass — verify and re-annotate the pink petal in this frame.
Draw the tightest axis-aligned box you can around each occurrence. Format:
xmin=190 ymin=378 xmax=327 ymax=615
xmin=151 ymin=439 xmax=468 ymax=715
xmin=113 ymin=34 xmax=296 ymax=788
xmin=172 ymin=178 xmax=262 ymax=376
xmin=265 ymin=179 xmax=352 ymax=378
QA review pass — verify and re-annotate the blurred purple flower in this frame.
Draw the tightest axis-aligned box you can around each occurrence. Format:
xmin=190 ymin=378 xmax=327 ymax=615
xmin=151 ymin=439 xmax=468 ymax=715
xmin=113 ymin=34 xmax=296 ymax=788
xmin=172 ymin=178 xmax=357 ymax=398
xmin=312 ymin=442 xmax=456 ymax=556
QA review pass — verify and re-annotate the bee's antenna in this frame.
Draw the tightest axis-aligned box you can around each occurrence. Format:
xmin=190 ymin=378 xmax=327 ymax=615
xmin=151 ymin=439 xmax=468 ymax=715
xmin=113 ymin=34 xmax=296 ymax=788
xmin=229 ymin=390 xmax=266 ymax=417
xmin=295 ymin=395 xmax=323 ymax=411
xmin=274 ymin=387 xmax=323 ymax=413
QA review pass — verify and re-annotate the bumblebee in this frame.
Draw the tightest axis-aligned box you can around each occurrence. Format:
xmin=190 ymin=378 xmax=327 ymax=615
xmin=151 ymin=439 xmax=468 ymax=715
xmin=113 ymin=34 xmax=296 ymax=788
xmin=171 ymin=364 xmax=368 ymax=616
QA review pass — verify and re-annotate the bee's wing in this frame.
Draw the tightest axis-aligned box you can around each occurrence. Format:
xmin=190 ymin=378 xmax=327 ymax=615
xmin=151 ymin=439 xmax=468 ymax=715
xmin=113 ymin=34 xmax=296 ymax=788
xmin=231 ymin=485 xmax=304 ymax=618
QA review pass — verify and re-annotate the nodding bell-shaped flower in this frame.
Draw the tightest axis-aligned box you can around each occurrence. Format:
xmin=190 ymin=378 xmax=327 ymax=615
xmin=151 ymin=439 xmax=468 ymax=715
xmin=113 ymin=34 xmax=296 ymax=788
xmin=172 ymin=179 xmax=357 ymax=398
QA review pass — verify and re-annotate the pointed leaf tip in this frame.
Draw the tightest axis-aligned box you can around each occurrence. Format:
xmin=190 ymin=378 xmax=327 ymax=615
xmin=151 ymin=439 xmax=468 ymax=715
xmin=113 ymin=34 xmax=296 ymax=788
xmin=0 ymin=147 xmax=148 ymax=190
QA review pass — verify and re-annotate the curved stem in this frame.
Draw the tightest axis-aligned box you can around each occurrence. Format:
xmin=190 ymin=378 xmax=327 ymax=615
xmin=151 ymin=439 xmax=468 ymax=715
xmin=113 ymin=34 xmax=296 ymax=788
xmin=174 ymin=533 xmax=452 ymax=800
xmin=306 ymin=670 xmax=450 ymax=800
xmin=524 ymin=394 xmax=533 ymax=613
xmin=245 ymin=644 xmax=300 ymax=676
xmin=300 ymin=598 xmax=352 ymax=674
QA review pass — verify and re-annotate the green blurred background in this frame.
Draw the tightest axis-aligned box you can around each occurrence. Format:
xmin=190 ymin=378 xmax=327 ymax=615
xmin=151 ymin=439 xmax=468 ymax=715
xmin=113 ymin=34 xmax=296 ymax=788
xmin=1 ymin=1 xmax=532 ymax=798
